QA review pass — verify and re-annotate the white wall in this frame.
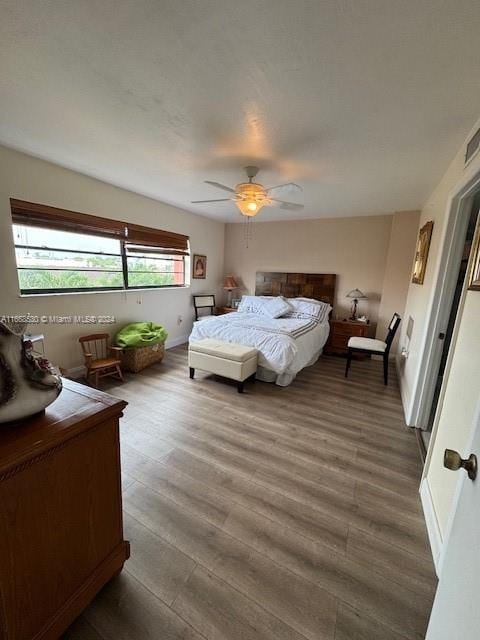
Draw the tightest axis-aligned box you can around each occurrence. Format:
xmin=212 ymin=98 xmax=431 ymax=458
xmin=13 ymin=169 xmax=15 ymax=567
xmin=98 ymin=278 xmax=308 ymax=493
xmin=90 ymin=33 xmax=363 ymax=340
xmin=0 ymin=145 xmax=225 ymax=371
xmin=377 ymin=210 xmax=420 ymax=350
xmin=224 ymin=212 xmax=419 ymax=350
xmin=397 ymin=116 xmax=480 ymax=542
xmin=398 ymin=119 xmax=480 ymax=425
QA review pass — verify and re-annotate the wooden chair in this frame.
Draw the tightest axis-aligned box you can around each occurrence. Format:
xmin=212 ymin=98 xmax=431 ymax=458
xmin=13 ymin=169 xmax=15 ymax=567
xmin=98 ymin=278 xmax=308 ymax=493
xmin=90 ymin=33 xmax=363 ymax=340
xmin=345 ymin=313 xmax=401 ymax=385
xmin=193 ymin=294 xmax=216 ymax=321
xmin=79 ymin=333 xmax=124 ymax=388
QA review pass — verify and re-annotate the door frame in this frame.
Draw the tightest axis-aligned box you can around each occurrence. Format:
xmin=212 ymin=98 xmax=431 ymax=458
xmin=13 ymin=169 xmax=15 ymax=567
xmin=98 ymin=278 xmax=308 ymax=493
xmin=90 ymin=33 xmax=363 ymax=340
xmin=409 ymin=168 xmax=480 ymax=431
xmin=416 ymin=166 xmax=480 ymax=572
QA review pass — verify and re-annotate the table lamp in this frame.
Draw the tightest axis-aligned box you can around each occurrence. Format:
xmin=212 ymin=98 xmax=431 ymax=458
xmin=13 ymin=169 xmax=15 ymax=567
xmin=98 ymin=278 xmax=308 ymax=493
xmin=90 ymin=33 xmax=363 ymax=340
xmin=223 ymin=275 xmax=238 ymax=307
xmin=346 ymin=288 xmax=367 ymax=321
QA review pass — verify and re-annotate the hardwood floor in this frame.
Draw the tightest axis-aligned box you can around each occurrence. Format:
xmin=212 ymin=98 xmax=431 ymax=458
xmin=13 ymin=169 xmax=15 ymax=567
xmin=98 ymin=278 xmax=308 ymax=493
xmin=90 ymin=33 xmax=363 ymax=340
xmin=63 ymin=346 xmax=436 ymax=640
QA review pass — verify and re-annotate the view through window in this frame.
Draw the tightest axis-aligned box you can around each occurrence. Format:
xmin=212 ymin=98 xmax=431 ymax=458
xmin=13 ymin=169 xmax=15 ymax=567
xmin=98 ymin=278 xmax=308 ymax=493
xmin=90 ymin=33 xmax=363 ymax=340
xmin=13 ymin=224 xmax=187 ymax=293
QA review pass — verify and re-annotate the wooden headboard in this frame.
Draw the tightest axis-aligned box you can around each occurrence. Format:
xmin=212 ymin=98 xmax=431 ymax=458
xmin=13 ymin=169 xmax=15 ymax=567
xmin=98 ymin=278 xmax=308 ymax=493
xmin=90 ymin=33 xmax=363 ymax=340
xmin=255 ymin=272 xmax=336 ymax=307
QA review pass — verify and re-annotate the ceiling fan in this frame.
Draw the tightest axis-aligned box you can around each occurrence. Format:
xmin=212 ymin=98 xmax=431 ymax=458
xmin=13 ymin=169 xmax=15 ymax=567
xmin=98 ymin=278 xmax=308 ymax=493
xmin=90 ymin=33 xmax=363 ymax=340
xmin=191 ymin=166 xmax=304 ymax=217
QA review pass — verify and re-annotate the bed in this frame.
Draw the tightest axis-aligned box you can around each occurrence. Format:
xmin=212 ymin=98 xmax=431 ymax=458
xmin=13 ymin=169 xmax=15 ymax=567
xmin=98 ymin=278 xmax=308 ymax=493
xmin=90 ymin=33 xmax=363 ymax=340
xmin=189 ymin=272 xmax=336 ymax=386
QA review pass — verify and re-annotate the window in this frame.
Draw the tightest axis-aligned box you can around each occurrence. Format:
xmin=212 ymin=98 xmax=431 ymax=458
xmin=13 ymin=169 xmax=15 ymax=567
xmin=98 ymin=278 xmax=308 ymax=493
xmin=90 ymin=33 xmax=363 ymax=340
xmin=13 ymin=225 xmax=124 ymax=292
xmin=11 ymin=199 xmax=189 ymax=294
xmin=126 ymin=245 xmax=185 ymax=288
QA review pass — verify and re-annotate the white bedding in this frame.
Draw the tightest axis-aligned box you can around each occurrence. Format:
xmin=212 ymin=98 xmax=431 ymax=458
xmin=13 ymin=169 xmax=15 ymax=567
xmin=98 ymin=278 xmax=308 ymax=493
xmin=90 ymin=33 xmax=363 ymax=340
xmin=189 ymin=312 xmax=330 ymax=386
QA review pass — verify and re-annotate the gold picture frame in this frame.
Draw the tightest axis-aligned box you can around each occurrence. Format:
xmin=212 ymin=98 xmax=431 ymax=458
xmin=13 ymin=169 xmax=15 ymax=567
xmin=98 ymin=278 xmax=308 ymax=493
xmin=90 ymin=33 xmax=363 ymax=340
xmin=468 ymin=225 xmax=480 ymax=291
xmin=192 ymin=254 xmax=207 ymax=279
xmin=412 ymin=221 xmax=434 ymax=285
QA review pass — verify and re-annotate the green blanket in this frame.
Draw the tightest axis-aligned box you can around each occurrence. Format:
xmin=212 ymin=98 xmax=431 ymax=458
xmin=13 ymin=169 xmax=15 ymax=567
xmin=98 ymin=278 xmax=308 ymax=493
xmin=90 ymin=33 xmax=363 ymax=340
xmin=115 ymin=322 xmax=168 ymax=348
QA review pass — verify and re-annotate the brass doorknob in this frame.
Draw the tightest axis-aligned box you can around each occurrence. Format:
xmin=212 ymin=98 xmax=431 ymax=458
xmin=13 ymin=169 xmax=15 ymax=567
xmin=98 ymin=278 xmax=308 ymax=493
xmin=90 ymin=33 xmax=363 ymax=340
xmin=444 ymin=449 xmax=477 ymax=480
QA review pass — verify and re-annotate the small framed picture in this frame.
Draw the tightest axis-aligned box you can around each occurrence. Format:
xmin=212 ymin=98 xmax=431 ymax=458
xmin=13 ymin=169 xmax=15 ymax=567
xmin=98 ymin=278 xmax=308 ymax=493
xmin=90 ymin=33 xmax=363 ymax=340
xmin=412 ymin=221 xmax=434 ymax=285
xmin=468 ymin=226 xmax=480 ymax=291
xmin=192 ymin=254 xmax=207 ymax=279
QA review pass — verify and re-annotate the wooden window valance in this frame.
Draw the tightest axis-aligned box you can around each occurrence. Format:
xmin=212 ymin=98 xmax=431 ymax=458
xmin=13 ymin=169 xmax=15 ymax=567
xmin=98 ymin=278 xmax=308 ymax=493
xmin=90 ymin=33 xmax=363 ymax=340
xmin=125 ymin=223 xmax=188 ymax=252
xmin=10 ymin=199 xmax=189 ymax=254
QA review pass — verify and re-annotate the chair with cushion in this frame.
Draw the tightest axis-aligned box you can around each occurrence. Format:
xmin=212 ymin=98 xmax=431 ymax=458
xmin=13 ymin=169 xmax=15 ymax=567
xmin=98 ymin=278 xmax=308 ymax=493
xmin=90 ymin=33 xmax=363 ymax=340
xmin=79 ymin=333 xmax=124 ymax=388
xmin=345 ymin=313 xmax=401 ymax=385
xmin=193 ymin=294 xmax=216 ymax=321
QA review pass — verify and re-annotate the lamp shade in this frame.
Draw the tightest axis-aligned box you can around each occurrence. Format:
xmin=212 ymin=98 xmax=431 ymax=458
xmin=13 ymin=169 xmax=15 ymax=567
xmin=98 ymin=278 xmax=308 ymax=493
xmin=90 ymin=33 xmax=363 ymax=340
xmin=223 ymin=275 xmax=238 ymax=290
xmin=346 ymin=288 xmax=367 ymax=299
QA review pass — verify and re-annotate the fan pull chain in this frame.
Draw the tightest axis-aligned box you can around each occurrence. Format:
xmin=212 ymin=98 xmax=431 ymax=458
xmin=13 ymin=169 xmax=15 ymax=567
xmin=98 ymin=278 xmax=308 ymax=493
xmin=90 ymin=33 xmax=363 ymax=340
xmin=244 ymin=216 xmax=254 ymax=248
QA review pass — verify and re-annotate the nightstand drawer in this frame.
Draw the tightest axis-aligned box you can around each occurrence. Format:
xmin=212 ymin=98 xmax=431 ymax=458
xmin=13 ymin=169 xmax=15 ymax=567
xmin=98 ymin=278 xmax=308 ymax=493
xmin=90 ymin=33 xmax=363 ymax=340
xmin=331 ymin=334 xmax=350 ymax=349
xmin=325 ymin=320 xmax=375 ymax=356
xmin=335 ymin=325 xmax=365 ymax=338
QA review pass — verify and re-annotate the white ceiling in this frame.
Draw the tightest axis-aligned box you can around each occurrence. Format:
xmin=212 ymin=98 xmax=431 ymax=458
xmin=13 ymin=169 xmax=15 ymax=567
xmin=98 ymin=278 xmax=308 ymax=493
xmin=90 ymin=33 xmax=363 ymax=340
xmin=1 ymin=1 xmax=480 ymax=223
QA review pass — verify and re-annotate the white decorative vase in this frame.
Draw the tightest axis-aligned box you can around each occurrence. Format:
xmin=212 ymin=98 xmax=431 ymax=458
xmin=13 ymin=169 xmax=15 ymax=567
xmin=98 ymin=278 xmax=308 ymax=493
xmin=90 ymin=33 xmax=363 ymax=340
xmin=0 ymin=321 xmax=62 ymax=424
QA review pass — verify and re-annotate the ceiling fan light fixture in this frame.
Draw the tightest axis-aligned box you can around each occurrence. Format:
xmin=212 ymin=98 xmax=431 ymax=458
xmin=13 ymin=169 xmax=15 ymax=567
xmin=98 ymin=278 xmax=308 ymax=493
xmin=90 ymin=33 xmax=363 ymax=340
xmin=236 ymin=199 xmax=263 ymax=217
xmin=234 ymin=182 xmax=268 ymax=217
xmin=192 ymin=167 xmax=304 ymax=218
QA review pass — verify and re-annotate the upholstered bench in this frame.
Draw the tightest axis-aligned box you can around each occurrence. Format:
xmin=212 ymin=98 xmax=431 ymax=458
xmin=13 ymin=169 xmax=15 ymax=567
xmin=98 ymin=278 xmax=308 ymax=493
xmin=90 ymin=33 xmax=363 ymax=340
xmin=188 ymin=339 xmax=258 ymax=393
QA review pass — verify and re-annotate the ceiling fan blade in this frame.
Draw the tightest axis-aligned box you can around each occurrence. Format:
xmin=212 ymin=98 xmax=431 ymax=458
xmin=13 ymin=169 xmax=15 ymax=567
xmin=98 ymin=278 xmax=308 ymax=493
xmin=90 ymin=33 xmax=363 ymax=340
xmin=266 ymin=182 xmax=303 ymax=193
xmin=269 ymin=198 xmax=304 ymax=211
xmin=191 ymin=198 xmax=232 ymax=204
xmin=204 ymin=180 xmax=236 ymax=193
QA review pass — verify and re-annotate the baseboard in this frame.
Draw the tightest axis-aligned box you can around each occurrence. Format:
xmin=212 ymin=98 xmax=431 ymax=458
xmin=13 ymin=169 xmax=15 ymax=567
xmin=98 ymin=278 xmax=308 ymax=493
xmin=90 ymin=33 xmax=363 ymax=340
xmin=395 ymin=355 xmax=414 ymax=426
xmin=165 ymin=334 xmax=189 ymax=349
xmin=398 ymin=378 xmax=412 ymax=424
xmin=420 ymin=477 xmax=442 ymax=575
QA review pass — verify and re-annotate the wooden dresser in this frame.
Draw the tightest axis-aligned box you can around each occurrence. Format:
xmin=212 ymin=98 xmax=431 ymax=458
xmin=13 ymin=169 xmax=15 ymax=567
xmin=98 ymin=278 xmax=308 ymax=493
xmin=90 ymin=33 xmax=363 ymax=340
xmin=0 ymin=379 xmax=129 ymax=640
xmin=325 ymin=319 xmax=374 ymax=356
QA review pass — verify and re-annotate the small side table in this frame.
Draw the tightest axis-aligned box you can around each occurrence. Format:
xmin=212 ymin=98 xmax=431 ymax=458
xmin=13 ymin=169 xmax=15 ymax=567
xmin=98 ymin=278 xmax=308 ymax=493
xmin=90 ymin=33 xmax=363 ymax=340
xmin=216 ymin=306 xmax=237 ymax=315
xmin=324 ymin=319 xmax=375 ymax=357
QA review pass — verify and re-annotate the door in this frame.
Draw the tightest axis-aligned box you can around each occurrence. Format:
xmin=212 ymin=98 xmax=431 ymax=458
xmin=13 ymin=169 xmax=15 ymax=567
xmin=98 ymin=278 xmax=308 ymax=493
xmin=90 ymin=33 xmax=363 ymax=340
xmin=426 ymin=404 xmax=480 ymax=639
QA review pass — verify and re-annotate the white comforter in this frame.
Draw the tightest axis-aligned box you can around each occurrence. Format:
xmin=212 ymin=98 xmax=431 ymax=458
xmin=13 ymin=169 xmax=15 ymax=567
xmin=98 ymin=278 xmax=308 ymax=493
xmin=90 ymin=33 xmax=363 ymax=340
xmin=189 ymin=312 xmax=330 ymax=383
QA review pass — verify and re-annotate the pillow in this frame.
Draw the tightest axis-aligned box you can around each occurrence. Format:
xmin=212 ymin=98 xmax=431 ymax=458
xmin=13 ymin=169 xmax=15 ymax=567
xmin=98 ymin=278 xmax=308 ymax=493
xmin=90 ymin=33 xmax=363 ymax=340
xmin=285 ymin=298 xmax=332 ymax=322
xmin=237 ymin=295 xmax=272 ymax=314
xmin=261 ymin=297 xmax=293 ymax=319
xmin=237 ymin=295 xmax=293 ymax=317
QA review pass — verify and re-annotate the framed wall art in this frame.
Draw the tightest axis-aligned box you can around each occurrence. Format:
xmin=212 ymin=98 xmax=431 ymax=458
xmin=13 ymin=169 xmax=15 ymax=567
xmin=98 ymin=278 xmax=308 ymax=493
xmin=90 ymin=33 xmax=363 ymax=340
xmin=412 ymin=221 xmax=434 ymax=285
xmin=192 ymin=254 xmax=207 ymax=279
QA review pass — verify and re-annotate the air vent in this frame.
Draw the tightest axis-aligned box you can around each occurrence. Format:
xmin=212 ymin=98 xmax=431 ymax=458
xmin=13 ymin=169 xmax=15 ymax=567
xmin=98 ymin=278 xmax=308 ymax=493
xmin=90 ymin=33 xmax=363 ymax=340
xmin=465 ymin=128 xmax=480 ymax=166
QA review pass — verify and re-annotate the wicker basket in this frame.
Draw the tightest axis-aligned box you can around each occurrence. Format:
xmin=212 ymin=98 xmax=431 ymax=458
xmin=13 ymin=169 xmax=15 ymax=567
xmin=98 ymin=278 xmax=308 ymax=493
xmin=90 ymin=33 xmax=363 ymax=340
xmin=121 ymin=342 xmax=165 ymax=373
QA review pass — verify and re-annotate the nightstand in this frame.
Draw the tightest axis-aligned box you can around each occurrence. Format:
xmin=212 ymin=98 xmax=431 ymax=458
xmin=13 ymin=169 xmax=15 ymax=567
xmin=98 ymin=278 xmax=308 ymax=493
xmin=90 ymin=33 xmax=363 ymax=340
xmin=216 ymin=306 xmax=236 ymax=315
xmin=324 ymin=319 xmax=374 ymax=356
